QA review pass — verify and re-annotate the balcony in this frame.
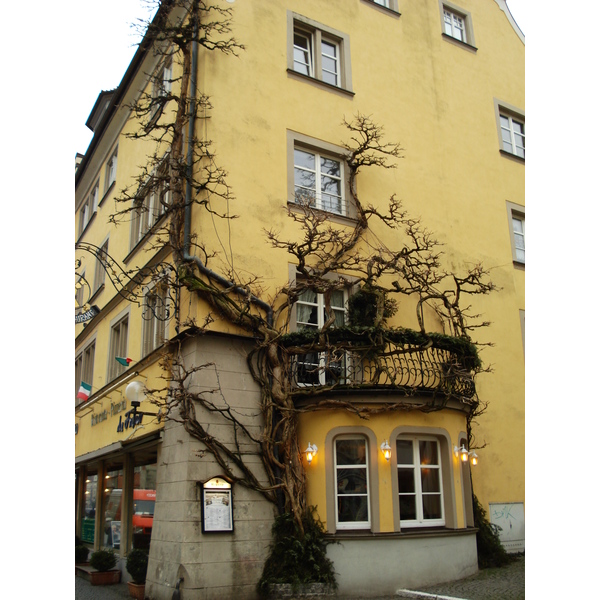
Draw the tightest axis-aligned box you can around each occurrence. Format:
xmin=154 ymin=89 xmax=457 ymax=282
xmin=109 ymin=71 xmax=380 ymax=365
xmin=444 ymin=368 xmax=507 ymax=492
xmin=281 ymin=327 xmax=479 ymax=403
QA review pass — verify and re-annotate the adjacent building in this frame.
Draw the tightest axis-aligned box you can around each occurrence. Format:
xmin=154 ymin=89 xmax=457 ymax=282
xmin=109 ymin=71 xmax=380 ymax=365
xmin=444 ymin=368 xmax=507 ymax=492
xmin=75 ymin=1 xmax=524 ymax=598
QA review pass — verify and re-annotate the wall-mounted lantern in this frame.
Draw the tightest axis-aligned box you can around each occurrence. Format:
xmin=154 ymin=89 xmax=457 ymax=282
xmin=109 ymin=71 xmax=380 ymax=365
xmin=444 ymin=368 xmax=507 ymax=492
xmin=380 ymin=440 xmax=392 ymax=461
xmin=454 ymin=444 xmax=478 ymax=466
xmin=305 ymin=443 xmax=318 ymax=464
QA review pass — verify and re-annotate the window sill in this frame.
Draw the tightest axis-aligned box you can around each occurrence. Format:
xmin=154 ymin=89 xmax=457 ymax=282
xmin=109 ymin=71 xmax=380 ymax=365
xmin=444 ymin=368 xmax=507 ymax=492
xmin=441 ymin=33 xmax=478 ymax=52
xmin=287 ymin=201 xmax=358 ymax=226
xmin=513 ymin=260 xmax=525 ymax=270
xmin=500 ymin=149 xmax=525 ymax=163
xmin=361 ymin=0 xmax=401 ymax=17
xmin=326 ymin=527 xmax=477 ymax=541
xmin=286 ymin=69 xmax=355 ymax=97
xmin=89 ymin=283 xmax=105 ymax=304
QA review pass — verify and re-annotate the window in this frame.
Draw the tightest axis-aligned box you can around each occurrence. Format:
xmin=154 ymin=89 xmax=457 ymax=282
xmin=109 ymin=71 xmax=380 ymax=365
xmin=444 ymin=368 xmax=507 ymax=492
xmin=105 ymin=147 xmax=118 ymax=192
xmin=500 ymin=114 xmax=525 ymax=158
xmin=506 ymin=201 xmax=525 ymax=264
xmin=334 ymin=437 xmax=370 ymax=529
xmin=149 ymin=58 xmax=173 ymax=123
xmin=287 ymin=12 xmax=353 ymax=92
xmin=75 ymin=270 xmax=86 ymax=310
xmin=131 ymin=161 xmax=171 ymax=249
xmin=142 ymin=284 xmax=168 ymax=356
xmin=93 ymin=240 xmax=109 ymax=295
xmin=494 ymin=99 xmax=525 ymax=160
xmin=396 ymin=437 xmax=445 ymax=527
xmin=287 ymin=131 xmax=352 ymax=219
xmin=444 ymin=8 xmax=465 ymax=41
xmin=373 ymin=0 xmax=390 ymax=6
xmin=108 ymin=316 xmax=129 ymax=381
xmin=439 ymin=2 xmax=475 ymax=47
xmin=294 ymin=148 xmax=344 ymax=215
xmin=75 ymin=341 xmax=95 ymax=405
xmin=78 ymin=181 xmax=99 ymax=236
xmin=295 ymin=286 xmax=347 ymax=385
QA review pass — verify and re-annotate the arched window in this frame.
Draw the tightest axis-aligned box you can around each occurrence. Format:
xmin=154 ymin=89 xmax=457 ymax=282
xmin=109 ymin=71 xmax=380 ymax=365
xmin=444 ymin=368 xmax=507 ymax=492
xmin=396 ymin=436 xmax=445 ymax=527
xmin=334 ymin=436 xmax=371 ymax=529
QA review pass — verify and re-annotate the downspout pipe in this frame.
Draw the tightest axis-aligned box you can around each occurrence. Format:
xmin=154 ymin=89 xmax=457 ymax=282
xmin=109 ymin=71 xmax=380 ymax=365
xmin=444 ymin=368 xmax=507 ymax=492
xmin=182 ymin=17 xmax=273 ymax=328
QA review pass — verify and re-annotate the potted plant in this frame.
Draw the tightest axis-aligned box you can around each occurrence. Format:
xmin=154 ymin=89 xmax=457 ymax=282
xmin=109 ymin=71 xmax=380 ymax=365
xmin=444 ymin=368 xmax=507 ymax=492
xmin=89 ymin=549 xmax=121 ymax=585
xmin=126 ymin=548 xmax=149 ymax=599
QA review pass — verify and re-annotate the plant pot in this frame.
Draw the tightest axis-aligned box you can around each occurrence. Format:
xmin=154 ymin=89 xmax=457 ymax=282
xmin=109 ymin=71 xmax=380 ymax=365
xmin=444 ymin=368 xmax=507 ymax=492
xmin=127 ymin=581 xmax=146 ymax=599
xmin=90 ymin=569 xmax=121 ymax=586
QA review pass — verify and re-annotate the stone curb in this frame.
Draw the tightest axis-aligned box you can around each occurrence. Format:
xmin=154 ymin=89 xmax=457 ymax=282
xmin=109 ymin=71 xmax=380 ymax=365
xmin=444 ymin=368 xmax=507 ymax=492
xmin=396 ymin=590 xmax=470 ymax=600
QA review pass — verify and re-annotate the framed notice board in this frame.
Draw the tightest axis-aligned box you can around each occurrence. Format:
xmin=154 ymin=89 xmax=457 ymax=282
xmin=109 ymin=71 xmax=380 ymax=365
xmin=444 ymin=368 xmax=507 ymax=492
xmin=201 ymin=477 xmax=233 ymax=533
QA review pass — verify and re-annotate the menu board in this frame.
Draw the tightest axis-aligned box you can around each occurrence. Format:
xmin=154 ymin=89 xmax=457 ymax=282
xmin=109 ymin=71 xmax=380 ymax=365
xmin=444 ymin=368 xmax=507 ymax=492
xmin=202 ymin=477 xmax=233 ymax=533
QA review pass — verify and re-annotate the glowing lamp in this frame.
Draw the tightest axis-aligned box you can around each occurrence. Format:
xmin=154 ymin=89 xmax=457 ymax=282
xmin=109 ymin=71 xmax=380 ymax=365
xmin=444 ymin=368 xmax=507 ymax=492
xmin=380 ymin=440 xmax=392 ymax=461
xmin=305 ymin=443 xmax=318 ymax=464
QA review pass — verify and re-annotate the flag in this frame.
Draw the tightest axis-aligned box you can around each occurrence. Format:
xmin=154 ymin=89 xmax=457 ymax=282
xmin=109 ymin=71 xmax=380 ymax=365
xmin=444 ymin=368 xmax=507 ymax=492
xmin=77 ymin=381 xmax=92 ymax=402
xmin=116 ymin=357 xmax=133 ymax=367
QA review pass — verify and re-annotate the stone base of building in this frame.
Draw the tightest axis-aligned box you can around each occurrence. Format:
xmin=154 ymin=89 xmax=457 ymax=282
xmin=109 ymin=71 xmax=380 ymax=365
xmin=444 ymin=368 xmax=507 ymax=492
xmin=326 ymin=529 xmax=478 ymax=597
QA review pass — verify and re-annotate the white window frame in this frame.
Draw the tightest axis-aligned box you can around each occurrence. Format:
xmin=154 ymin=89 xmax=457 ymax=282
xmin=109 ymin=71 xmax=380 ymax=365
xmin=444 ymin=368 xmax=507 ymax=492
xmin=108 ymin=314 xmax=129 ymax=381
xmin=76 ymin=339 xmax=96 ymax=405
xmin=294 ymin=147 xmax=345 ymax=215
xmin=500 ymin=114 xmax=525 ymax=158
xmin=287 ymin=131 xmax=353 ymax=219
xmin=105 ymin=146 xmax=118 ymax=192
xmin=295 ymin=285 xmax=348 ymax=386
xmin=78 ymin=180 xmax=99 ymax=236
xmin=396 ymin=436 xmax=445 ymax=527
xmin=334 ymin=436 xmax=371 ymax=530
xmin=439 ymin=2 xmax=476 ymax=47
xmin=93 ymin=238 xmax=109 ymax=295
xmin=506 ymin=201 xmax=525 ymax=265
xmin=130 ymin=159 xmax=171 ymax=249
xmin=494 ymin=99 xmax=525 ymax=160
xmin=287 ymin=12 xmax=353 ymax=92
xmin=142 ymin=282 xmax=168 ymax=357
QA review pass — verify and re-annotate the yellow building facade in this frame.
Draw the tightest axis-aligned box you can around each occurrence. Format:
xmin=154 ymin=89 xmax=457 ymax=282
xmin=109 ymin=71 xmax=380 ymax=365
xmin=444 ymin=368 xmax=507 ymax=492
xmin=76 ymin=1 xmax=524 ymax=598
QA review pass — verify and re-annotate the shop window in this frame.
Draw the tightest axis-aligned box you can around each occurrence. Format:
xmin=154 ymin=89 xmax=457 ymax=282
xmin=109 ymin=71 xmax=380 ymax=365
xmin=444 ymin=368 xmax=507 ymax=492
xmin=133 ymin=463 xmax=157 ymax=550
xmin=82 ymin=473 xmax=98 ymax=544
xmin=103 ymin=467 xmax=123 ymax=549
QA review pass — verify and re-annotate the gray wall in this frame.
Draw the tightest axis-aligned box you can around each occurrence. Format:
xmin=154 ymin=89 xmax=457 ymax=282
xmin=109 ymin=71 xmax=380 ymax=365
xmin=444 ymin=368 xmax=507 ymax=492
xmin=146 ymin=334 xmax=276 ymax=600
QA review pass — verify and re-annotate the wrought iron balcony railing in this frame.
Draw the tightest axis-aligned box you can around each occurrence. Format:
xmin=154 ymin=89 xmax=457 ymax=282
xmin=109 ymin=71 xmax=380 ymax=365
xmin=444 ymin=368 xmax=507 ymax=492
xmin=281 ymin=328 xmax=478 ymax=402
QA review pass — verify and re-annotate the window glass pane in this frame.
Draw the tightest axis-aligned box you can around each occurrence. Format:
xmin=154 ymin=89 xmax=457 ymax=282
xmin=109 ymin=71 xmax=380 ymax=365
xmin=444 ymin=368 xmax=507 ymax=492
xmin=422 ymin=495 xmax=442 ymax=519
xmin=397 ymin=467 xmax=415 ymax=492
xmin=336 ymin=438 xmax=366 ymax=465
xmin=337 ymin=495 xmax=369 ymax=522
xmin=294 ymin=149 xmax=315 ymax=170
xmin=294 ymin=167 xmax=316 ymax=190
xmin=421 ymin=468 xmax=441 ymax=492
xmin=399 ymin=494 xmax=416 ymax=520
xmin=321 ymin=157 xmax=340 ymax=178
xmin=337 ymin=467 xmax=367 ymax=494
xmin=82 ymin=474 xmax=98 ymax=544
xmin=419 ymin=441 xmax=439 ymax=465
xmin=512 ymin=217 xmax=523 ymax=234
xmin=297 ymin=303 xmax=318 ymax=327
xmin=133 ymin=463 xmax=157 ymax=551
xmin=396 ymin=440 xmax=413 ymax=464
xmin=103 ymin=468 xmax=123 ymax=549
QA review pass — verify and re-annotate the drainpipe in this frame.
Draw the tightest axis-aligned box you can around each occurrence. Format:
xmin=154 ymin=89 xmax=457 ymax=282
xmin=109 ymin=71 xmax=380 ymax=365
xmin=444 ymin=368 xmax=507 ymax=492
xmin=181 ymin=15 xmax=283 ymax=515
xmin=182 ymin=17 xmax=273 ymax=328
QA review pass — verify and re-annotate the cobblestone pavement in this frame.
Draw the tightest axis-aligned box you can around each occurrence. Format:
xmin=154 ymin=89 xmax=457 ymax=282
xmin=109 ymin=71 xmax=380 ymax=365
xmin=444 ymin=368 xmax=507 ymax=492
xmin=75 ymin=556 xmax=524 ymax=600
